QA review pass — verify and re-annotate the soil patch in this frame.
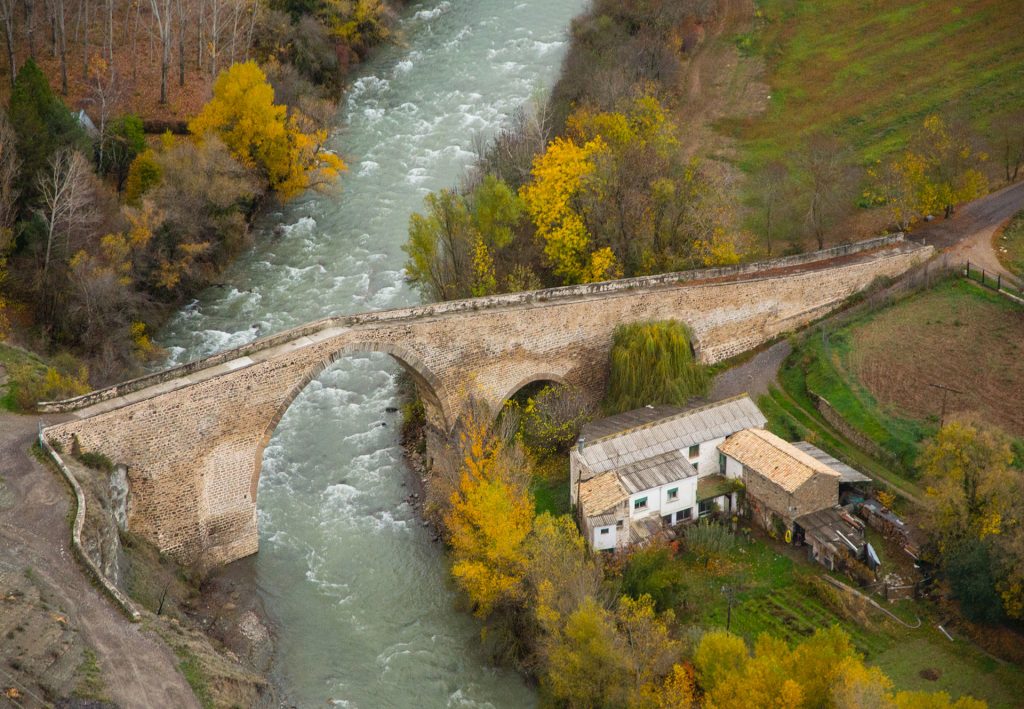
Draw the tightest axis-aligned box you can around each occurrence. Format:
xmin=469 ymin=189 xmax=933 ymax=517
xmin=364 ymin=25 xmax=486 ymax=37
xmin=845 ymin=280 xmax=1024 ymax=436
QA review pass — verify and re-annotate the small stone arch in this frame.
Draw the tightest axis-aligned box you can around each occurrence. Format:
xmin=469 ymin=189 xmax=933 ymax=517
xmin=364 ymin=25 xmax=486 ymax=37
xmin=249 ymin=340 xmax=451 ymax=502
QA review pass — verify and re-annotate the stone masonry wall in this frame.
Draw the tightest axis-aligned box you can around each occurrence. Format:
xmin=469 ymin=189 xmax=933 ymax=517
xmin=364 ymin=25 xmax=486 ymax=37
xmin=42 ymin=239 xmax=931 ymax=568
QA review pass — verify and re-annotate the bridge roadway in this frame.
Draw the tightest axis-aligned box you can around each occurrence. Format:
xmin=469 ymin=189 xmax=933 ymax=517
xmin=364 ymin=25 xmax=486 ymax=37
xmin=39 ymin=234 xmax=930 ymax=567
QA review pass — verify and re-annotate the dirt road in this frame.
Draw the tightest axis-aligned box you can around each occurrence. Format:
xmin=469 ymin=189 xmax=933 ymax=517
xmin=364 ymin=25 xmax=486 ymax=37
xmin=0 ymin=412 xmax=199 ymax=708
xmin=912 ymin=180 xmax=1024 ymax=287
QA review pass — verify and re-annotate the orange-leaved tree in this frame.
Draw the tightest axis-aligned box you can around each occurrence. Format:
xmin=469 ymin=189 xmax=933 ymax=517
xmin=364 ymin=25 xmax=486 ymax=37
xmin=189 ymin=61 xmax=346 ymax=201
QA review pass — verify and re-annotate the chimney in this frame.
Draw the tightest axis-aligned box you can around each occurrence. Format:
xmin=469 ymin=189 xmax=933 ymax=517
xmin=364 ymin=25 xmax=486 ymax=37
xmin=577 ymin=436 xmax=586 ymax=453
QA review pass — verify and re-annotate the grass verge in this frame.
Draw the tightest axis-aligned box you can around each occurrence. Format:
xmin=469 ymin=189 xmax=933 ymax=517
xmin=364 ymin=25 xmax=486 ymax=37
xmin=994 ymin=210 xmax=1024 ymax=278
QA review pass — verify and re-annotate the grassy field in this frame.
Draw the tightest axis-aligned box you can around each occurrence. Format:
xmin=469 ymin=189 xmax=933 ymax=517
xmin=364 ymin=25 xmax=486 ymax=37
xmin=730 ymin=0 xmax=1024 ymax=168
xmin=995 ymin=210 xmax=1024 ymax=277
xmin=764 ymin=278 xmax=1024 ymax=501
xmin=681 ymin=530 xmax=1024 ymax=707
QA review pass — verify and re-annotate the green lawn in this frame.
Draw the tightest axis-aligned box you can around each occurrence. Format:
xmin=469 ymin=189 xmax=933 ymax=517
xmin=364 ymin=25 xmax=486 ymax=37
xmin=732 ymin=0 xmax=1024 ymax=168
xmin=995 ymin=210 xmax=1024 ymax=278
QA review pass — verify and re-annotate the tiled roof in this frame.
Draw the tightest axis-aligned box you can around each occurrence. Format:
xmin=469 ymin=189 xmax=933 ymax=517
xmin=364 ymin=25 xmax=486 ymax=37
xmin=791 ymin=442 xmax=871 ymax=484
xmin=618 ymin=450 xmax=697 ymax=495
xmin=578 ymin=395 xmax=766 ymax=477
xmin=579 ymin=473 xmax=628 ymax=517
xmin=718 ymin=428 xmax=840 ymax=493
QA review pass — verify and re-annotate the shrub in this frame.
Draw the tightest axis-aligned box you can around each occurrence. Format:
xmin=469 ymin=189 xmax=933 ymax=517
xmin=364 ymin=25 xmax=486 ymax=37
xmin=683 ymin=520 xmax=735 ymax=569
xmin=518 ymin=384 xmax=592 ymax=456
xmin=77 ymin=450 xmax=114 ymax=473
xmin=621 ymin=541 xmax=687 ymax=612
xmin=604 ymin=320 xmax=710 ymax=414
xmin=124 ymin=150 xmax=162 ymax=205
xmin=9 ymin=355 xmax=90 ymax=411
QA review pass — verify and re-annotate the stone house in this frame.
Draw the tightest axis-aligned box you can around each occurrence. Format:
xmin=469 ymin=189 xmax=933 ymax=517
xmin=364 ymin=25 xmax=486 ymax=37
xmin=718 ymin=428 xmax=841 ymax=534
xmin=571 ymin=395 xmax=767 ymax=551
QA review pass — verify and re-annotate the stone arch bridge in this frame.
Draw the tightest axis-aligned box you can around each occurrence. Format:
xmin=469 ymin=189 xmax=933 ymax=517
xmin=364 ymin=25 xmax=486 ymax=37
xmin=40 ymin=235 xmax=930 ymax=568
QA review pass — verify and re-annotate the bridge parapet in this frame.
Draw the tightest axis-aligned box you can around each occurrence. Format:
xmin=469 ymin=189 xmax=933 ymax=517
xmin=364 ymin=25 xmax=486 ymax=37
xmin=40 ymin=233 xmax=908 ymax=414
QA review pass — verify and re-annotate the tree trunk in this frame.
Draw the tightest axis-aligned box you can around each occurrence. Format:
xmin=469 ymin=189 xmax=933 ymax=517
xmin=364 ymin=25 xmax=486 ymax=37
xmin=0 ymin=0 xmax=16 ymax=86
xmin=21 ymin=0 xmax=34 ymax=59
xmin=55 ymin=0 xmax=66 ymax=94
xmin=175 ymin=0 xmax=184 ymax=86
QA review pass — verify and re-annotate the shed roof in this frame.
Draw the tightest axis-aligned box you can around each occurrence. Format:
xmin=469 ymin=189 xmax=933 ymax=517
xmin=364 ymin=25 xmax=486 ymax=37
xmin=791 ymin=442 xmax=871 ymax=484
xmin=718 ymin=428 xmax=840 ymax=493
xmin=618 ymin=450 xmax=697 ymax=495
xmin=796 ymin=507 xmax=864 ymax=553
xmin=578 ymin=395 xmax=766 ymax=477
xmin=579 ymin=473 xmax=628 ymax=517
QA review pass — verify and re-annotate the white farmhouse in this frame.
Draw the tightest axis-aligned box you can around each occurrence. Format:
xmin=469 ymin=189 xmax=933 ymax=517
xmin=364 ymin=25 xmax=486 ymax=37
xmin=571 ymin=395 xmax=767 ymax=551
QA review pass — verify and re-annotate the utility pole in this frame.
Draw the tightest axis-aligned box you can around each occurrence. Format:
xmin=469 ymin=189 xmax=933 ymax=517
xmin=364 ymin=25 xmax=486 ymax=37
xmin=928 ymin=382 xmax=964 ymax=429
xmin=721 ymin=584 xmax=737 ymax=631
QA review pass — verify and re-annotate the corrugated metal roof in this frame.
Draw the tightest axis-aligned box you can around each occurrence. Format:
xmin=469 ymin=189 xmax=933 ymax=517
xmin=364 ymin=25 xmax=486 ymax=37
xmin=791 ymin=442 xmax=871 ymax=484
xmin=579 ymin=395 xmax=767 ymax=476
xmin=579 ymin=474 xmax=628 ymax=517
xmin=581 ymin=405 xmax=684 ymax=440
xmin=629 ymin=516 xmax=665 ymax=545
xmin=718 ymin=429 xmax=840 ymax=493
xmin=618 ymin=450 xmax=697 ymax=495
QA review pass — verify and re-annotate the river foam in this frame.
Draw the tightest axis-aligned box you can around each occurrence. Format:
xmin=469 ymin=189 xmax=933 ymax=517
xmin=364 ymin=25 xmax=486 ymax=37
xmin=155 ymin=0 xmax=586 ymax=705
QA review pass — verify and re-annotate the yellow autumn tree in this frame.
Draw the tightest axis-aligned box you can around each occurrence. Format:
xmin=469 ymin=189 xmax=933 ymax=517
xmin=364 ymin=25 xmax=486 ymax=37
xmin=520 ymin=135 xmax=617 ymax=284
xmin=869 ymin=115 xmax=987 ymax=223
xmin=694 ymin=628 xmax=987 ymax=709
xmin=444 ymin=414 xmax=534 ymax=618
xmin=189 ymin=61 xmax=346 ymax=201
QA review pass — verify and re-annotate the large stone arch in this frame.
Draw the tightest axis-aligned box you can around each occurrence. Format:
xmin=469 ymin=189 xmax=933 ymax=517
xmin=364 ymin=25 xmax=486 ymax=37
xmin=248 ymin=339 xmax=452 ymax=503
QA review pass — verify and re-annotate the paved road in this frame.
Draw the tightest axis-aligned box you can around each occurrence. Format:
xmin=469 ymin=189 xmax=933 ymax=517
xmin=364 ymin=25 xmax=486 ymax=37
xmin=0 ymin=412 xmax=200 ymax=708
xmin=911 ymin=179 xmax=1024 ymax=287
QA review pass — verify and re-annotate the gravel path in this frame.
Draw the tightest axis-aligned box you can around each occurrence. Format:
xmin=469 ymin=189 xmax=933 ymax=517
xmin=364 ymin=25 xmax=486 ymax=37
xmin=0 ymin=412 xmax=199 ymax=708
xmin=709 ymin=340 xmax=791 ymax=402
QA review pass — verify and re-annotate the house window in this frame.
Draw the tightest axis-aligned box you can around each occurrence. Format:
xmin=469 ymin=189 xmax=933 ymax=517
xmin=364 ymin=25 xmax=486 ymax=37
xmin=599 ymin=527 xmax=610 ymax=535
xmin=693 ymin=462 xmax=699 ymax=474
xmin=698 ymin=499 xmax=716 ymax=518
xmin=616 ymin=520 xmax=623 ymax=529
xmin=667 ymin=487 xmax=679 ymax=501
xmin=688 ymin=444 xmax=700 ymax=459
xmin=677 ymin=508 xmax=693 ymax=522
xmin=634 ymin=496 xmax=648 ymax=510
xmin=719 ymin=452 xmax=726 ymax=473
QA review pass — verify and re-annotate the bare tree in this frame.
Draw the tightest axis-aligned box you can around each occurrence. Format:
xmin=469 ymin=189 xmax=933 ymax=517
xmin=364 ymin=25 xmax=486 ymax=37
xmin=87 ymin=56 xmax=119 ymax=172
xmin=993 ymin=110 xmax=1024 ymax=184
xmin=750 ymin=159 xmax=789 ymax=256
xmin=149 ymin=0 xmax=173 ymax=103
xmin=0 ymin=0 xmax=16 ymax=86
xmin=174 ymin=0 xmax=184 ymax=85
xmin=36 ymin=148 xmax=97 ymax=277
xmin=797 ymin=133 xmax=856 ymax=250
xmin=0 ymin=113 xmax=21 ymax=233
xmin=22 ymin=0 xmax=36 ymax=59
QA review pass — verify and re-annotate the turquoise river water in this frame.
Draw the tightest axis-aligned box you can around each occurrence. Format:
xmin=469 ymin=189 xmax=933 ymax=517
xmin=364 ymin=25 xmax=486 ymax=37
xmin=156 ymin=0 xmax=584 ymax=705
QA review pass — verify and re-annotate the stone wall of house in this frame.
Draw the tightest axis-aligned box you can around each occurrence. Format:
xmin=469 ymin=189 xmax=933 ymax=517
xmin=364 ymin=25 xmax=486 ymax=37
xmin=743 ymin=465 xmax=839 ymax=530
xmin=41 ymin=238 xmax=930 ymax=568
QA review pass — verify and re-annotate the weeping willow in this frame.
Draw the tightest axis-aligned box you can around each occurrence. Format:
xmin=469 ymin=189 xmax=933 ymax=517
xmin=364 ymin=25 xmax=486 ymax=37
xmin=603 ymin=320 xmax=710 ymax=414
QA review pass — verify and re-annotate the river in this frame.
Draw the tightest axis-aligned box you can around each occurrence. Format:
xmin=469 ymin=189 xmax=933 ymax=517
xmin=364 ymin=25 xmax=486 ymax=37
xmin=155 ymin=0 xmax=584 ymax=705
